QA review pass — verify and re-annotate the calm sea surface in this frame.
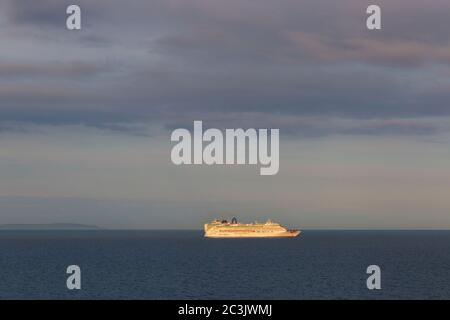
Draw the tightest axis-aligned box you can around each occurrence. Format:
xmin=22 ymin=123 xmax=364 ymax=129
xmin=0 ymin=230 xmax=449 ymax=299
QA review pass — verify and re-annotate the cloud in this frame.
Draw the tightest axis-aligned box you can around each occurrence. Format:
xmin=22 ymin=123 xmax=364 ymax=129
xmin=4 ymin=0 xmax=105 ymax=28
xmin=5 ymin=0 xmax=66 ymax=26
xmin=163 ymin=113 xmax=450 ymax=137
xmin=1 ymin=0 xmax=450 ymax=136
xmin=0 ymin=62 xmax=107 ymax=79
xmin=286 ymin=32 xmax=450 ymax=67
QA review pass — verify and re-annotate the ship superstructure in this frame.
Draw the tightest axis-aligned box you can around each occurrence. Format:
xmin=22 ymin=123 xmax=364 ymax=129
xmin=204 ymin=218 xmax=300 ymax=238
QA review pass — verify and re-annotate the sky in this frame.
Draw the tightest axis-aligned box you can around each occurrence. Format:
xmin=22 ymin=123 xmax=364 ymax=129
xmin=0 ymin=0 xmax=450 ymax=229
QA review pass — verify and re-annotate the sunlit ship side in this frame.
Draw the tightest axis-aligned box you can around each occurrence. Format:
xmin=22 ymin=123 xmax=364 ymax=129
xmin=204 ymin=218 xmax=300 ymax=238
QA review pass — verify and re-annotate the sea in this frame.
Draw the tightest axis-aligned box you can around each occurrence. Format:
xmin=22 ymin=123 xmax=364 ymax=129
xmin=0 ymin=230 xmax=449 ymax=299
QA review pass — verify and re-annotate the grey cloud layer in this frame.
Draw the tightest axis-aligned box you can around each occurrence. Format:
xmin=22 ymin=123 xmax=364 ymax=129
xmin=1 ymin=0 xmax=450 ymax=135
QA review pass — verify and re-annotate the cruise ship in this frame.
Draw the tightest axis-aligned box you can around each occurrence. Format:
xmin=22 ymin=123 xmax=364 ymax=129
xmin=204 ymin=218 xmax=300 ymax=238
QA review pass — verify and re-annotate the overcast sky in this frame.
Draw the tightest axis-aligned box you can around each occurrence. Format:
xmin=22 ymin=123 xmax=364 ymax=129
xmin=1 ymin=0 xmax=450 ymax=229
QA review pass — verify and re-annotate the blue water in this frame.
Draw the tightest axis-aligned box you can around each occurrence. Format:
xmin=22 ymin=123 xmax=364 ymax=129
xmin=0 ymin=230 xmax=449 ymax=299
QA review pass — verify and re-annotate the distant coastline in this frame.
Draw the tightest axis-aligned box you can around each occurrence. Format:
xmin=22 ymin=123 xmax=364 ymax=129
xmin=0 ymin=223 xmax=102 ymax=230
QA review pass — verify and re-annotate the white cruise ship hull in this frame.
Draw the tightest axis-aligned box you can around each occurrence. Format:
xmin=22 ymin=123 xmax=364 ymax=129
xmin=205 ymin=230 xmax=301 ymax=238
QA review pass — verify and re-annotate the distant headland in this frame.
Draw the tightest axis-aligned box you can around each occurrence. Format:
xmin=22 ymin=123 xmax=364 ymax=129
xmin=0 ymin=223 xmax=102 ymax=230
